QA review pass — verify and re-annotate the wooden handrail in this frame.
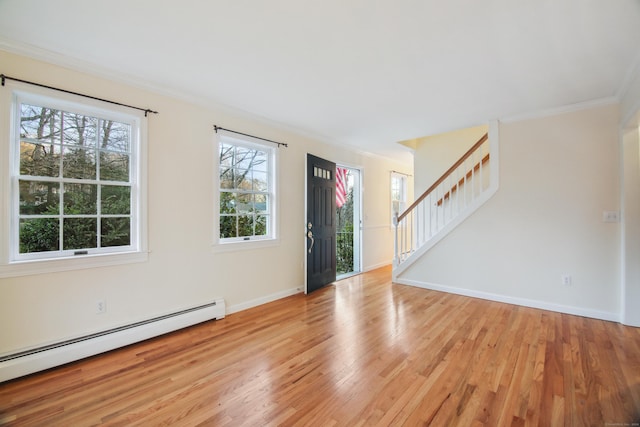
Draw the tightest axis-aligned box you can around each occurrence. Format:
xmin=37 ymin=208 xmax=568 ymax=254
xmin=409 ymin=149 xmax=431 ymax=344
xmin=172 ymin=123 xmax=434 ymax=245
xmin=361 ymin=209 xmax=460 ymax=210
xmin=397 ymin=132 xmax=488 ymax=222
xmin=436 ymin=153 xmax=490 ymax=206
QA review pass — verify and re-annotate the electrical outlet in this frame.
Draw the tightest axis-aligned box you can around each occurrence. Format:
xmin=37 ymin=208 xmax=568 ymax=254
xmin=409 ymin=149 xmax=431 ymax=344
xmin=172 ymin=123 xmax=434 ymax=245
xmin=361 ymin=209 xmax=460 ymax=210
xmin=602 ymin=211 xmax=620 ymax=223
xmin=561 ymin=275 xmax=572 ymax=286
xmin=96 ymin=299 xmax=106 ymax=314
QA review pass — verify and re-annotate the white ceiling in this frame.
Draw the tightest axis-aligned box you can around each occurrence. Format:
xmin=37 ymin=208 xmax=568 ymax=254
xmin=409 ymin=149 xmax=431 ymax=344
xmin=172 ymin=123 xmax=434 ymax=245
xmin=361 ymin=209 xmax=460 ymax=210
xmin=1 ymin=0 xmax=639 ymax=161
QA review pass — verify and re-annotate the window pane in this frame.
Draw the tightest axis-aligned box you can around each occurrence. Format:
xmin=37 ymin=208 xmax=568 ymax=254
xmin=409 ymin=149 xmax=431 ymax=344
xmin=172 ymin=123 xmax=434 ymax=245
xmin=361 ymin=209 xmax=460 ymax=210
xmin=392 ymin=201 xmax=400 ymax=216
xmin=234 ymin=146 xmax=254 ymax=170
xmin=63 ymin=146 xmax=96 ymax=179
xmin=19 ymin=180 xmax=60 ymax=215
xmin=252 ymin=151 xmax=267 ymax=172
xmin=100 ymin=152 xmax=130 ymax=181
xmin=100 ymin=121 xmax=130 ymax=152
xmin=20 ymin=218 xmax=60 ymax=253
xmin=63 ymin=218 xmax=97 ymax=250
xmin=252 ymin=171 xmax=268 ymax=191
xmin=219 ymin=143 xmax=234 ymax=168
xmin=20 ymin=141 xmax=61 ymax=177
xmin=62 ymin=112 xmax=96 ymax=148
xmin=255 ymin=215 xmax=267 ymax=236
xmin=237 ymin=214 xmax=253 ymax=237
xmin=236 ymin=193 xmax=252 ymax=214
xmin=63 ymin=184 xmax=97 ymax=215
xmin=220 ymin=215 xmax=237 ymax=238
xmin=101 ymin=185 xmax=130 ymax=215
xmin=101 ymin=217 xmax=130 ymax=247
xmin=255 ymin=194 xmax=268 ymax=214
xmin=220 ymin=192 xmax=236 ymax=213
xmin=234 ymin=168 xmax=250 ymax=190
xmin=220 ymin=166 xmax=234 ymax=189
xmin=20 ymin=105 xmax=61 ymax=144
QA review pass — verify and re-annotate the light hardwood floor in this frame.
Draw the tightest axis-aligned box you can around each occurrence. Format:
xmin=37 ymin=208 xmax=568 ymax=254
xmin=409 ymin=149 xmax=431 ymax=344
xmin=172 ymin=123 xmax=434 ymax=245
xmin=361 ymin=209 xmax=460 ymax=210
xmin=1 ymin=266 xmax=639 ymax=426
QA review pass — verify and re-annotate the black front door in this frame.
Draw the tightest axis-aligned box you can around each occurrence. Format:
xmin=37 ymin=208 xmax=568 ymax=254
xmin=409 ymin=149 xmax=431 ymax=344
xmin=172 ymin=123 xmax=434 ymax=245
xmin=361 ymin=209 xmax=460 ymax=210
xmin=306 ymin=154 xmax=337 ymax=294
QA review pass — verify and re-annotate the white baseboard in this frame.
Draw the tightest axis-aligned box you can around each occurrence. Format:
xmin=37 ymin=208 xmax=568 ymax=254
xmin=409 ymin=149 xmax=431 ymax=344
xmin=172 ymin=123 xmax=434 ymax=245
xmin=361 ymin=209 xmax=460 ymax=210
xmin=227 ymin=287 xmax=302 ymax=314
xmin=395 ymin=278 xmax=620 ymax=323
xmin=0 ymin=299 xmax=225 ymax=383
xmin=363 ymin=261 xmax=392 ymax=272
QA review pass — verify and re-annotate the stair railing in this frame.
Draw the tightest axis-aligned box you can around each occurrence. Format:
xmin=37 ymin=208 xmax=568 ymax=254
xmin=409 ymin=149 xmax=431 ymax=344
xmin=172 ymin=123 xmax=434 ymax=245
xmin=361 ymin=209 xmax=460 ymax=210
xmin=394 ymin=133 xmax=490 ymax=267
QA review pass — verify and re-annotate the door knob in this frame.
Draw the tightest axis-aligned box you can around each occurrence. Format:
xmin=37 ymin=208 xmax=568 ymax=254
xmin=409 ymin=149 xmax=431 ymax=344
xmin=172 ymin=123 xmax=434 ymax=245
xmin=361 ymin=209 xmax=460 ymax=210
xmin=307 ymin=230 xmax=315 ymax=253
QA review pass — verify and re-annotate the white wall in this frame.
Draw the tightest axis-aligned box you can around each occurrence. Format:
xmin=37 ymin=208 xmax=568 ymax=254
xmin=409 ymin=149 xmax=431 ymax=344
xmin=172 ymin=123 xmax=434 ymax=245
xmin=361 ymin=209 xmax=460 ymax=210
xmin=0 ymin=50 xmax=411 ymax=355
xmin=398 ymin=104 xmax=622 ymax=320
xmin=413 ymin=125 xmax=488 ymax=195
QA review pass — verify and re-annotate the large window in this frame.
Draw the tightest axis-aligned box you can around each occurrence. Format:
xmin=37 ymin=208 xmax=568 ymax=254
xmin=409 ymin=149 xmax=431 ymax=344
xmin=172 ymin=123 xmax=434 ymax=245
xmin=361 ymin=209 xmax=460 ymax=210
xmin=217 ymin=135 xmax=275 ymax=244
xmin=2 ymin=89 xmax=146 ymax=273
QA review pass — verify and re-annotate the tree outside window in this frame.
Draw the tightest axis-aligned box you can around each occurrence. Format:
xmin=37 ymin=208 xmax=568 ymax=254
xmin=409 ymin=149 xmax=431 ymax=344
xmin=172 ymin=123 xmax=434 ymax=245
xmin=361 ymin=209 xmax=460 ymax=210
xmin=218 ymin=138 xmax=273 ymax=241
xmin=16 ymin=102 xmax=134 ymax=257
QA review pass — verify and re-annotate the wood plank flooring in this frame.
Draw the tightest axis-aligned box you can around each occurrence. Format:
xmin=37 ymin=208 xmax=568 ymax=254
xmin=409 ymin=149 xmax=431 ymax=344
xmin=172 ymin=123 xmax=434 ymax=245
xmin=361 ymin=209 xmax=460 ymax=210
xmin=1 ymin=266 xmax=639 ymax=426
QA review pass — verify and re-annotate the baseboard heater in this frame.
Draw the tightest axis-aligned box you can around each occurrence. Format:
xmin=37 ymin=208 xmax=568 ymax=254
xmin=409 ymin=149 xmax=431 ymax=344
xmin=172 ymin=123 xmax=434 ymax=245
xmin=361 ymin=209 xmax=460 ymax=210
xmin=0 ymin=298 xmax=225 ymax=383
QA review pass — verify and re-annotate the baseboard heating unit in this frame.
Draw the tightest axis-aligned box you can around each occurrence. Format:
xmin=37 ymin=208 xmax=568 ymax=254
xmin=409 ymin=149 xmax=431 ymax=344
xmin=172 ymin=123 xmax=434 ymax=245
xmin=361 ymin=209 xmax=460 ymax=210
xmin=0 ymin=298 xmax=225 ymax=383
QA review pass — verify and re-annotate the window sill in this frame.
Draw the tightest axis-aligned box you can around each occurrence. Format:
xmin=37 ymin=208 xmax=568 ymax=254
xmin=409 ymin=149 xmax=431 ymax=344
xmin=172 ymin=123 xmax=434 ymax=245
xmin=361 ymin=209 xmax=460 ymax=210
xmin=212 ymin=238 xmax=279 ymax=253
xmin=0 ymin=251 xmax=148 ymax=278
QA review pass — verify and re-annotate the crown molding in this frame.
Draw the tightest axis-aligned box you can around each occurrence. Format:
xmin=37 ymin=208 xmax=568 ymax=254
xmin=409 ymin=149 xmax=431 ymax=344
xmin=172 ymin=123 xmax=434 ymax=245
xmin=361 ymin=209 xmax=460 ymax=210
xmin=499 ymin=96 xmax=619 ymax=124
xmin=0 ymin=38 xmax=285 ymax=124
xmin=616 ymin=48 xmax=640 ymax=101
xmin=1 ymin=37 xmax=413 ymax=164
xmin=0 ymin=36 xmax=625 ymax=164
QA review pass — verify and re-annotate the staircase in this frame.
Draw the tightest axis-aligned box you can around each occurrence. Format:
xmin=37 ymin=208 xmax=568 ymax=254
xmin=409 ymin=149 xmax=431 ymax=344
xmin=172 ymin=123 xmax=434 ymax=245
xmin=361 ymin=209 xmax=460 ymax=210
xmin=393 ymin=131 xmax=498 ymax=279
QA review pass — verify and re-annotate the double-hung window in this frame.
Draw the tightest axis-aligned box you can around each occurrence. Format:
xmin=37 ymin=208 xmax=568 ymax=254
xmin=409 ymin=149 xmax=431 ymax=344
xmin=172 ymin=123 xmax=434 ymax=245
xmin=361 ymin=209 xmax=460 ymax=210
xmin=391 ymin=172 xmax=407 ymax=224
xmin=1 ymin=88 xmax=147 ymax=276
xmin=217 ymin=134 xmax=276 ymax=245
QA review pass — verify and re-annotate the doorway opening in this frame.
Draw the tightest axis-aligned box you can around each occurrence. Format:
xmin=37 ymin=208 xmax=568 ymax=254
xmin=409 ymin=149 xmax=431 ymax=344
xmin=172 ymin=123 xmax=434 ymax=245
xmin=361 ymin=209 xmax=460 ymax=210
xmin=336 ymin=166 xmax=361 ymax=279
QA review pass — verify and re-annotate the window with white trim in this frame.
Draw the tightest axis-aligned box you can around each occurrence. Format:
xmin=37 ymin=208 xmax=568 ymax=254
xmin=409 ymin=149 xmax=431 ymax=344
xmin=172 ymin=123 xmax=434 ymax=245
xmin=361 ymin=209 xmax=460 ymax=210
xmin=217 ymin=135 xmax=276 ymax=243
xmin=5 ymin=90 xmax=145 ymax=267
xmin=391 ymin=172 xmax=407 ymax=223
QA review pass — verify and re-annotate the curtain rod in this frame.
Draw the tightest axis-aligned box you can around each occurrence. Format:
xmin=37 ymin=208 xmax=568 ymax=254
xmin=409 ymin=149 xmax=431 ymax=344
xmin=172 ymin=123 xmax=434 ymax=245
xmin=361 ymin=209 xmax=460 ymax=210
xmin=1 ymin=74 xmax=158 ymax=117
xmin=214 ymin=125 xmax=288 ymax=148
xmin=392 ymin=170 xmax=413 ymax=177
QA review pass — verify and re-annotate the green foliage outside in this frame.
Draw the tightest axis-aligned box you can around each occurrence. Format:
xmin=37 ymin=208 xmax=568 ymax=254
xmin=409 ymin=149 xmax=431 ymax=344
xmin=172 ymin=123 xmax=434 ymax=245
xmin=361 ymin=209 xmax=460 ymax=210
xmin=219 ymin=191 xmax=267 ymax=239
xmin=18 ymin=105 xmax=132 ymax=254
xmin=20 ymin=217 xmax=59 ymax=253
xmin=336 ymin=186 xmax=354 ymax=275
xmin=219 ymin=143 xmax=269 ymax=239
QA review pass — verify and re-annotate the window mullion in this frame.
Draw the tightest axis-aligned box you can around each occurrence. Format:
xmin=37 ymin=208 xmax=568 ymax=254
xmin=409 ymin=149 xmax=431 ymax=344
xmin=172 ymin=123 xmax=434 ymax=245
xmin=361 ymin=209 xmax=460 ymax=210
xmin=11 ymin=95 xmax=138 ymax=261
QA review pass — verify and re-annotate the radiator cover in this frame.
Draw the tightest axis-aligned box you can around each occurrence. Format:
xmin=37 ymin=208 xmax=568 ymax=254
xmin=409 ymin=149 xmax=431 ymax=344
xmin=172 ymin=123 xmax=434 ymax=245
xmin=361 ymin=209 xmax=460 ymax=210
xmin=0 ymin=299 xmax=225 ymax=383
